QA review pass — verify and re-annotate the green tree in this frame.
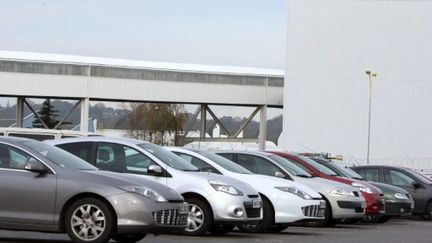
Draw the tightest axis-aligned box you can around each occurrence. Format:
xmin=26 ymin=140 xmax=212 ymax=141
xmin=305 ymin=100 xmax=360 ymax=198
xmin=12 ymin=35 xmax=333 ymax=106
xmin=32 ymin=99 xmax=61 ymax=129
xmin=126 ymin=103 xmax=187 ymax=145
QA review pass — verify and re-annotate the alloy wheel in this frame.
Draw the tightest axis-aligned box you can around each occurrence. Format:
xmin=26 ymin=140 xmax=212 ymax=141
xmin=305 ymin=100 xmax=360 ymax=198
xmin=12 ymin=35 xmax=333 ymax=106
xmin=185 ymin=204 xmax=205 ymax=232
xmin=70 ymin=204 xmax=106 ymax=241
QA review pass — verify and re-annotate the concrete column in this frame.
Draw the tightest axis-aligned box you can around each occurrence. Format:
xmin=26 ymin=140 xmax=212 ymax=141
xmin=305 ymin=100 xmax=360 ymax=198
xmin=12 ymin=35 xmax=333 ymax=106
xmin=80 ymin=98 xmax=90 ymax=132
xmin=200 ymin=104 xmax=207 ymax=138
xmin=16 ymin=97 xmax=25 ymax=128
xmin=259 ymin=105 xmax=267 ymax=150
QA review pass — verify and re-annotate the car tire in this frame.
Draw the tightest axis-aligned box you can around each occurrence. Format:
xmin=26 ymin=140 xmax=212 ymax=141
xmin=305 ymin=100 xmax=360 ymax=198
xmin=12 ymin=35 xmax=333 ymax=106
xmin=267 ymin=224 xmax=289 ymax=233
xmin=183 ymin=197 xmax=213 ymax=236
xmin=237 ymin=197 xmax=274 ymax=233
xmin=421 ymin=202 xmax=432 ymax=220
xmin=362 ymin=215 xmax=381 ymax=223
xmin=112 ymin=234 xmax=146 ymax=243
xmin=208 ymin=224 xmax=235 ymax=235
xmin=65 ymin=197 xmax=114 ymax=243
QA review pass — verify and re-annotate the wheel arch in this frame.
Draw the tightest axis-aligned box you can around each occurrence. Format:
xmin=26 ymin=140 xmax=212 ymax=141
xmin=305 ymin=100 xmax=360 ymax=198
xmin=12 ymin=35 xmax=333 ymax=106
xmin=58 ymin=192 xmax=118 ymax=233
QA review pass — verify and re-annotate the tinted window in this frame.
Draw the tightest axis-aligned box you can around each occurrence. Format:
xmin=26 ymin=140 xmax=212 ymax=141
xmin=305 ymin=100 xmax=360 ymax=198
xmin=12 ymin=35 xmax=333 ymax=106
xmin=138 ymin=143 xmax=198 ymax=171
xmin=9 ymin=133 xmax=55 ymax=141
xmin=197 ymin=151 xmax=251 ymax=174
xmin=268 ymin=155 xmax=312 ymax=177
xmin=96 ymin=143 xmax=155 ymax=174
xmin=357 ymin=168 xmax=380 ymax=182
xmin=21 ymin=140 xmax=96 ymax=170
xmin=0 ymin=143 xmax=40 ymax=170
xmin=385 ymin=169 xmax=416 ymax=187
xmin=288 ymin=159 xmax=314 ymax=174
xmin=237 ymin=154 xmax=285 ymax=177
xmin=57 ymin=142 xmax=92 ymax=161
xmin=218 ymin=153 xmax=235 ymax=162
xmin=174 ymin=152 xmax=221 ymax=174
xmin=297 ymin=155 xmax=338 ymax=176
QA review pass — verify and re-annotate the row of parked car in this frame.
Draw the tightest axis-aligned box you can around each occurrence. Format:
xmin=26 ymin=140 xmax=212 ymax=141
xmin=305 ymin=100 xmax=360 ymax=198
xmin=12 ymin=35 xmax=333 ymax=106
xmin=0 ymin=128 xmax=430 ymax=243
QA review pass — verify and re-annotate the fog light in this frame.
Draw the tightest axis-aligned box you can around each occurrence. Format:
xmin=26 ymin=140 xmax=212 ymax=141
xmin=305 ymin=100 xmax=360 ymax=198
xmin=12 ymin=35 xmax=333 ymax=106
xmin=233 ymin=208 xmax=244 ymax=217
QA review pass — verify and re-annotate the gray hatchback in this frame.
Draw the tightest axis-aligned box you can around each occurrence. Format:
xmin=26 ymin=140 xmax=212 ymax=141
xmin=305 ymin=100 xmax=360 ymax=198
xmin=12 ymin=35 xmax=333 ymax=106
xmin=0 ymin=137 xmax=188 ymax=243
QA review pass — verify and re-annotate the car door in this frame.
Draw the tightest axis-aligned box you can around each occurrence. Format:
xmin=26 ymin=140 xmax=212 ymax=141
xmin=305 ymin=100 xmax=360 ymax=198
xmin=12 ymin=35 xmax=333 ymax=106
xmin=0 ymin=143 xmax=56 ymax=225
xmin=383 ymin=168 xmax=425 ymax=212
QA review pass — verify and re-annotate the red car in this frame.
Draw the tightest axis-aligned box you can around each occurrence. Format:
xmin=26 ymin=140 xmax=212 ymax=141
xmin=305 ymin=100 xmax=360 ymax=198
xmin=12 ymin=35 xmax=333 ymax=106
xmin=269 ymin=152 xmax=385 ymax=217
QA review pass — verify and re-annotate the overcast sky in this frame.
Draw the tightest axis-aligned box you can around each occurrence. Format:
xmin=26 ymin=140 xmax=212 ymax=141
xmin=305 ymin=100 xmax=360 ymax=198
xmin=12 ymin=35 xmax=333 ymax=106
xmin=0 ymin=0 xmax=286 ymax=69
xmin=0 ymin=0 xmax=286 ymax=118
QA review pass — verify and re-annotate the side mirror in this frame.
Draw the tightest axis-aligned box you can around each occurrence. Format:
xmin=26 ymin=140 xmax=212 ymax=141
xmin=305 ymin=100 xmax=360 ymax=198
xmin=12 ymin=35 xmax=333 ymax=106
xmin=412 ymin=181 xmax=422 ymax=189
xmin=275 ymin=171 xmax=286 ymax=179
xmin=24 ymin=162 xmax=48 ymax=174
xmin=148 ymin=164 xmax=163 ymax=175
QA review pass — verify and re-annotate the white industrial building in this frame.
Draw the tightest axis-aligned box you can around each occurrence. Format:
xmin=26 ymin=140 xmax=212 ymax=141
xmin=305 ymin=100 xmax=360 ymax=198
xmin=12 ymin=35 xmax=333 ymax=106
xmin=281 ymin=0 xmax=432 ymax=171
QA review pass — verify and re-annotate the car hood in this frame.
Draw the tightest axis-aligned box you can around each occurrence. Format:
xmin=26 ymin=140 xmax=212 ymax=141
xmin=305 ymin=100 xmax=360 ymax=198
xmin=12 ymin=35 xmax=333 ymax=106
xmin=80 ymin=170 xmax=184 ymax=201
xmin=295 ymin=176 xmax=358 ymax=194
xmin=368 ymin=181 xmax=409 ymax=194
xmin=185 ymin=171 xmax=259 ymax=195
xmin=234 ymin=174 xmax=321 ymax=199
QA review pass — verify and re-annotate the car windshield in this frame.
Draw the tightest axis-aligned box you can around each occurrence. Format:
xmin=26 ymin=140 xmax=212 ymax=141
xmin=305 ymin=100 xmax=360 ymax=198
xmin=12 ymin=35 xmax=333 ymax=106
xmin=138 ymin=143 xmax=199 ymax=171
xmin=297 ymin=155 xmax=338 ymax=176
xmin=196 ymin=151 xmax=252 ymax=174
xmin=406 ymin=168 xmax=432 ymax=184
xmin=21 ymin=140 xmax=97 ymax=170
xmin=268 ymin=155 xmax=312 ymax=177
xmin=313 ymin=158 xmax=363 ymax=179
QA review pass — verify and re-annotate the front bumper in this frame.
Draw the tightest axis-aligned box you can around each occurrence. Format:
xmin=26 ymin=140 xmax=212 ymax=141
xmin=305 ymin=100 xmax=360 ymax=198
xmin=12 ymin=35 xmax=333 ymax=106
xmin=330 ymin=195 xmax=366 ymax=219
xmin=208 ymin=192 xmax=263 ymax=224
xmin=363 ymin=192 xmax=386 ymax=215
xmin=271 ymin=192 xmax=326 ymax=224
xmin=385 ymin=201 xmax=413 ymax=216
xmin=106 ymin=193 xmax=188 ymax=234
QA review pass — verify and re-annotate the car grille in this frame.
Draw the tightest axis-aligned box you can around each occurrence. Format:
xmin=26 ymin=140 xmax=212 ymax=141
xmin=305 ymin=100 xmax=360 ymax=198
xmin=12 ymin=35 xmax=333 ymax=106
xmin=353 ymin=191 xmax=360 ymax=197
xmin=152 ymin=209 xmax=188 ymax=226
xmin=248 ymin=194 xmax=259 ymax=198
xmin=302 ymin=204 xmax=325 ymax=218
xmin=243 ymin=202 xmax=261 ymax=218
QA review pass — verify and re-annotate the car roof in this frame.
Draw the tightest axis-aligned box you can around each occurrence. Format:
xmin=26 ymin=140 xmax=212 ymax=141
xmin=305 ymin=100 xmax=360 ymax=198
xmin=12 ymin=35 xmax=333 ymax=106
xmin=215 ymin=150 xmax=275 ymax=157
xmin=0 ymin=136 xmax=35 ymax=143
xmin=45 ymin=136 xmax=151 ymax=146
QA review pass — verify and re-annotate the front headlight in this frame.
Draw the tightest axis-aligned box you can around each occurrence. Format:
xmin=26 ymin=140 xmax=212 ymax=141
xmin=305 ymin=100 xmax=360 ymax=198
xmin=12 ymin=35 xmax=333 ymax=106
xmin=394 ymin=193 xmax=409 ymax=200
xmin=351 ymin=182 xmax=373 ymax=194
xmin=209 ymin=180 xmax=244 ymax=196
xmin=119 ymin=186 xmax=168 ymax=202
xmin=330 ymin=187 xmax=355 ymax=197
xmin=275 ymin=186 xmax=313 ymax=200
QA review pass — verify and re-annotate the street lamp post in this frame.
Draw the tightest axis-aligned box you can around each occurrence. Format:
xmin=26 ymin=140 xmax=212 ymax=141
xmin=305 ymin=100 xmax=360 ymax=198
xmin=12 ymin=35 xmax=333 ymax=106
xmin=366 ymin=70 xmax=377 ymax=165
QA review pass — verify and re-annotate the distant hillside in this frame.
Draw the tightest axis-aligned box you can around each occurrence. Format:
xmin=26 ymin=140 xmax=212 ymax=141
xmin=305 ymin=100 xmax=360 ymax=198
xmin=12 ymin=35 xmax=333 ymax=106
xmin=0 ymin=100 xmax=282 ymax=144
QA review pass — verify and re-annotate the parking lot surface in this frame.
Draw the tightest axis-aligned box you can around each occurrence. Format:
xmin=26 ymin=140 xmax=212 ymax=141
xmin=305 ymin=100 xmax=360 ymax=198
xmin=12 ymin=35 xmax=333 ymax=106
xmin=0 ymin=218 xmax=430 ymax=243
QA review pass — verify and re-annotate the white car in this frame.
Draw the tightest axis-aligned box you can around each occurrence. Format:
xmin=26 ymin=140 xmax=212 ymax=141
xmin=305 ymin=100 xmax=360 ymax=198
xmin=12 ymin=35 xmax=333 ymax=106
xmin=46 ymin=137 xmax=263 ymax=236
xmin=216 ymin=151 xmax=367 ymax=226
xmin=167 ymin=147 xmax=327 ymax=233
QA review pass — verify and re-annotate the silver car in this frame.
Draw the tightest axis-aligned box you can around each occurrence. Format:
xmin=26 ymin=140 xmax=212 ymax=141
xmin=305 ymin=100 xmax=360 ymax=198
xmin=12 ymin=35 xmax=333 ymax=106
xmin=47 ymin=137 xmax=263 ymax=236
xmin=0 ymin=137 xmax=188 ymax=243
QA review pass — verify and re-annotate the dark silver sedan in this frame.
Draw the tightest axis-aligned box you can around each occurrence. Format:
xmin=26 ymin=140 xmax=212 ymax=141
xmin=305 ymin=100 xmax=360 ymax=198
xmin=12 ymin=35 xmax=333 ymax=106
xmin=0 ymin=137 xmax=188 ymax=243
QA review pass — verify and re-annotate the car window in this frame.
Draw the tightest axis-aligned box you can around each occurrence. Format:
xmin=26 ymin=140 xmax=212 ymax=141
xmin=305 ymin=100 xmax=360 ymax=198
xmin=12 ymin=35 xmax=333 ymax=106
xmin=173 ymin=152 xmax=221 ymax=174
xmin=138 ymin=143 xmax=198 ymax=171
xmin=237 ymin=154 xmax=285 ymax=177
xmin=57 ymin=142 xmax=92 ymax=161
xmin=268 ymin=155 xmax=311 ymax=177
xmin=218 ymin=153 xmax=235 ymax=162
xmin=287 ymin=159 xmax=315 ymax=174
xmin=297 ymin=155 xmax=338 ymax=176
xmin=197 ymin=151 xmax=252 ymax=174
xmin=21 ymin=140 xmax=96 ymax=170
xmin=385 ymin=169 xmax=417 ymax=187
xmin=96 ymin=142 xmax=155 ymax=174
xmin=0 ymin=143 xmax=40 ymax=170
xmin=356 ymin=168 xmax=380 ymax=182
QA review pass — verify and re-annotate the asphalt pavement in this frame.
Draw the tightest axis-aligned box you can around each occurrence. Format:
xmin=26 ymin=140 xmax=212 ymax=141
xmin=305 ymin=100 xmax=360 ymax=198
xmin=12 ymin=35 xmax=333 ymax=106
xmin=0 ymin=218 xmax=430 ymax=243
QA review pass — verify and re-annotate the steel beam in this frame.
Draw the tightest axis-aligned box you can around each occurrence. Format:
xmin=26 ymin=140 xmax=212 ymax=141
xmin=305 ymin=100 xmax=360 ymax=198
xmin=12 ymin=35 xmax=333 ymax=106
xmin=200 ymin=105 xmax=207 ymax=138
xmin=259 ymin=105 xmax=267 ymax=150
xmin=80 ymin=98 xmax=90 ymax=132
xmin=15 ymin=97 xmax=24 ymax=128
